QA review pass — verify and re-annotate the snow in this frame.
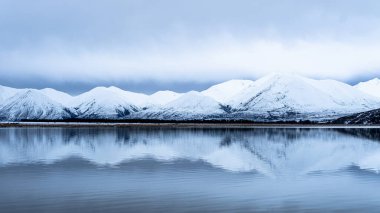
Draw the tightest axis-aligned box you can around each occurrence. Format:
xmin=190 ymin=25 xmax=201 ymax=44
xmin=0 ymin=89 xmax=72 ymax=120
xmin=106 ymin=86 xmax=150 ymax=107
xmin=230 ymin=73 xmax=380 ymax=117
xmin=1 ymin=74 xmax=380 ymax=121
xmin=355 ymin=78 xmax=380 ymax=98
xmin=72 ymin=87 xmax=139 ymax=119
xmin=0 ymin=85 xmax=21 ymax=102
xmin=163 ymin=91 xmax=223 ymax=114
xmin=139 ymin=91 xmax=225 ymax=119
xmin=201 ymin=80 xmax=255 ymax=104
xmin=40 ymin=88 xmax=74 ymax=106
xmin=149 ymin=90 xmax=183 ymax=106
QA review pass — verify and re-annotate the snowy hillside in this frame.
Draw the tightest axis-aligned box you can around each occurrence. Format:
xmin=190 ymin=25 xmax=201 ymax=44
xmin=105 ymin=86 xmax=150 ymax=107
xmin=355 ymin=78 xmax=380 ymax=98
xmin=228 ymin=73 xmax=380 ymax=120
xmin=148 ymin=90 xmax=183 ymax=106
xmin=163 ymin=91 xmax=224 ymax=114
xmin=201 ymin=80 xmax=255 ymax=104
xmin=139 ymin=91 xmax=225 ymax=119
xmin=0 ymin=85 xmax=21 ymax=102
xmin=72 ymin=87 xmax=140 ymax=119
xmin=1 ymin=74 xmax=380 ymax=122
xmin=40 ymin=88 xmax=74 ymax=106
xmin=0 ymin=89 xmax=73 ymax=120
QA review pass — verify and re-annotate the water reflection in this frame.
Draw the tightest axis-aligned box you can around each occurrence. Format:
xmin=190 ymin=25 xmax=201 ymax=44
xmin=1 ymin=127 xmax=380 ymax=176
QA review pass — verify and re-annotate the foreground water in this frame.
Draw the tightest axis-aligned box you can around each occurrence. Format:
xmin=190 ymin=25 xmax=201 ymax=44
xmin=1 ymin=127 xmax=380 ymax=212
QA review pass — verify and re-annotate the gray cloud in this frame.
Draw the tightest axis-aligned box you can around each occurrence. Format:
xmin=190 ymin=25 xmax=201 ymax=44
xmin=1 ymin=0 xmax=380 ymax=92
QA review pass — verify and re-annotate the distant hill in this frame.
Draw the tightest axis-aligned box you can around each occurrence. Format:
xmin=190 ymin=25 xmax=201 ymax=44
xmin=1 ymin=73 xmax=380 ymax=122
xmin=333 ymin=108 xmax=380 ymax=125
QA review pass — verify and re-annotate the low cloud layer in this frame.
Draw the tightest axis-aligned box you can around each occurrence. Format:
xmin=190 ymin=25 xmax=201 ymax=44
xmin=1 ymin=0 xmax=380 ymax=91
xmin=2 ymin=37 xmax=380 ymax=83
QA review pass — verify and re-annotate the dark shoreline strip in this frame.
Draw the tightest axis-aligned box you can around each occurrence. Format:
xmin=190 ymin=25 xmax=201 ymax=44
xmin=1 ymin=121 xmax=379 ymax=128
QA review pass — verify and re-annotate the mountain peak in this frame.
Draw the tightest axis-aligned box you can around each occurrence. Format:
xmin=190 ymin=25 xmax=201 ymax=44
xmin=0 ymin=89 xmax=72 ymax=120
xmin=17 ymin=89 xmax=47 ymax=99
xmin=107 ymin=86 xmax=125 ymax=93
xmin=229 ymin=73 xmax=380 ymax=117
xmin=355 ymin=77 xmax=380 ymax=98
xmin=367 ymin=77 xmax=380 ymax=84
xmin=149 ymin=90 xmax=182 ymax=105
xmin=164 ymin=91 xmax=222 ymax=112
xmin=202 ymin=79 xmax=255 ymax=103
xmin=1 ymin=74 xmax=380 ymax=121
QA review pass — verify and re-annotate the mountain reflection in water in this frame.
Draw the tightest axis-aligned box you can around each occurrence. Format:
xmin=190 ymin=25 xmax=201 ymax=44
xmin=1 ymin=127 xmax=380 ymax=175
xmin=1 ymin=127 xmax=380 ymax=212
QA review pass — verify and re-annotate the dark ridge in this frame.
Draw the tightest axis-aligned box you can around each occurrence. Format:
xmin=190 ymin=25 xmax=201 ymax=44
xmin=19 ymin=118 xmax=318 ymax=125
xmin=333 ymin=108 xmax=380 ymax=125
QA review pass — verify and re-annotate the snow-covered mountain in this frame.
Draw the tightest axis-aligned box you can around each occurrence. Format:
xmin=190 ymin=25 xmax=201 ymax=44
xmin=0 ymin=89 xmax=73 ymax=120
xmin=148 ymin=90 xmax=183 ymax=106
xmin=71 ymin=87 xmax=140 ymax=119
xmin=201 ymin=80 xmax=255 ymax=104
xmin=1 ymin=74 xmax=380 ymax=122
xmin=355 ymin=78 xmax=380 ymax=98
xmin=40 ymin=88 xmax=74 ymax=106
xmin=0 ymin=85 xmax=21 ymax=102
xmin=71 ymin=87 xmax=184 ymax=118
xmin=226 ymin=73 xmax=380 ymax=121
xmin=104 ymin=86 xmax=150 ymax=107
xmin=139 ymin=91 xmax=226 ymax=119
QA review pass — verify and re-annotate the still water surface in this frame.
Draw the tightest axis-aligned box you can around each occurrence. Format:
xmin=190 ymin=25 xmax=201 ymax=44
xmin=1 ymin=127 xmax=380 ymax=212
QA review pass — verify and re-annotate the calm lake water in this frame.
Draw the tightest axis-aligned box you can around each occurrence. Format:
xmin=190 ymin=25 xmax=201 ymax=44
xmin=1 ymin=127 xmax=380 ymax=212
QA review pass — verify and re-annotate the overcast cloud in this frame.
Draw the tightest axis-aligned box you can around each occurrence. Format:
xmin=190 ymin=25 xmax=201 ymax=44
xmin=1 ymin=0 xmax=380 ymax=93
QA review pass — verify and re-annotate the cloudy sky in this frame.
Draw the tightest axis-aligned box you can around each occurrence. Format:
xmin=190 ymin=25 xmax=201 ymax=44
xmin=1 ymin=0 xmax=380 ymax=93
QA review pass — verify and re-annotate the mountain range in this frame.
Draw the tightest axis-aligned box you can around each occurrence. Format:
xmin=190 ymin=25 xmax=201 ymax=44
xmin=1 ymin=73 xmax=380 ymax=123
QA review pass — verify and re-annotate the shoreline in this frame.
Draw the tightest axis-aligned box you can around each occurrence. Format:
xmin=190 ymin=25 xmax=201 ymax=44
xmin=1 ymin=121 xmax=380 ymax=128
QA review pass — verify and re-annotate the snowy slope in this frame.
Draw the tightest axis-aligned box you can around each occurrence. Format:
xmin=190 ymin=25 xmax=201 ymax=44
xmin=98 ymin=87 xmax=182 ymax=107
xmin=201 ymin=80 xmax=255 ymax=104
xmin=0 ymin=89 xmax=73 ymax=121
xmin=0 ymin=85 xmax=21 ymax=102
xmin=40 ymin=88 xmax=74 ymax=106
xmin=229 ymin=73 xmax=380 ymax=120
xmin=1 ymin=74 xmax=380 ymax=122
xmin=164 ymin=91 xmax=224 ymax=114
xmin=148 ymin=90 xmax=183 ymax=106
xmin=1 ymin=86 xmax=74 ymax=106
xmin=72 ymin=87 xmax=140 ymax=119
xmin=140 ymin=91 xmax=225 ymax=119
xmin=354 ymin=78 xmax=380 ymax=98
xmin=106 ymin=86 xmax=150 ymax=107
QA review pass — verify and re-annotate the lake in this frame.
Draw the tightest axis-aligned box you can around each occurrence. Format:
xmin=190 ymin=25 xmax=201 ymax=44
xmin=1 ymin=126 xmax=380 ymax=212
